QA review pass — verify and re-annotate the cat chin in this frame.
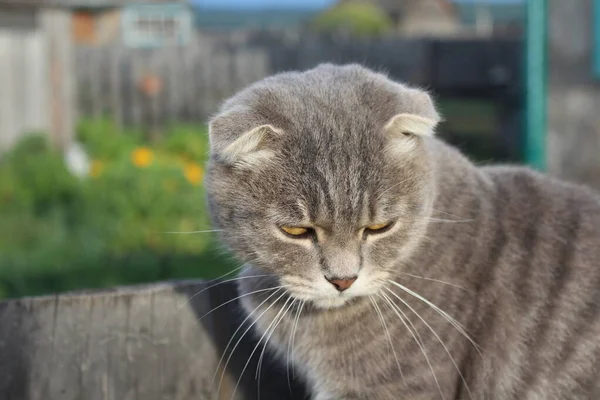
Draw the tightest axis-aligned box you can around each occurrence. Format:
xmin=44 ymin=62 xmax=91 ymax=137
xmin=312 ymin=296 xmax=350 ymax=309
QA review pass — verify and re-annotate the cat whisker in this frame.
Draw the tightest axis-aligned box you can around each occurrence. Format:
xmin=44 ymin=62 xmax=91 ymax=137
xmin=290 ymin=300 xmax=305 ymax=380
xmin=196 ymin=285 xmax=289 ymax=325
xmin=207 ymin=262 xmax=247 ymax=282
xmin=396 ymin=272 xmax=472 ymax=293
xmin=368 ymin=295 xmax=407 ymax=388
xmin=430 ymin=209 xmax=472 ymax=220
xmin=377 ymin=292 xmax=445 ymax=400
xmin=257 ymin=298 xmax=296 ymax=381
xmin=382 ymin=287 xmax=473 ymax=400
xmin=228 ymin=294 xmax=292 ymax=400
xmin=255 ymin=298 xmax=296 ymax=399
xmin=284 ymin=299 xmax=299 ymax=393
xmin=387 ymin=280 xmax=482 ymax=355
xmin=195 ymin=260 xmax=260 ymax=285
xmin=168 ymin=286 xmax=284 ymax=397
xmin=427 ymin=218 xmax=474 ymax=223
xmin=419 ymin=234 xmax=436 ymax=244
xmin=388 ymin=279 xmax=470 ymax=333
xmin=163 ymin=263 xmax=248 ymax=329
xmin=168 ymin=272 xmax=273 ymax=329
xmin=212 ymin=289 xmax=285 ymax=395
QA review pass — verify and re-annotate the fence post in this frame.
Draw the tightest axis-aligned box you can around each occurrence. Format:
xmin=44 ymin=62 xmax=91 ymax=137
xmin=110 ymin=47 xmax=124 ymax=131
xmin=525 ymin=0 xmax=548 ymax=170
xmin=43 ymin=7 xmax=76 ymax=151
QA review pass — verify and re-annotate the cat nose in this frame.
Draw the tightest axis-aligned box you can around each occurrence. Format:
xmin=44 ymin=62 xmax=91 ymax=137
xmin=326 ymin=276 xmax=357 ymax=292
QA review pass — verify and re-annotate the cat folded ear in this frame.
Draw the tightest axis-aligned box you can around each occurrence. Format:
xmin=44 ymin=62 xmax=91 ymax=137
xmin=382 ymin=88 xmax=440 ymax=153
xmin=383 ymin=113 xmax=438 ymax=137
xmin=220 ymin=124 xmax=283 ymax=167
xmin=384 ymin=88 xmax=440 ymax=136
xmin=209 ymin=109 xmax=283 ymax=168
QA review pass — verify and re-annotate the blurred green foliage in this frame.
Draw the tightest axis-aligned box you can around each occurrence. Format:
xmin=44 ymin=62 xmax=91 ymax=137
xmin=311 ymin=1 xmax=393 ymax=38
xmin=0 ymin=119 xmax=235 ymax=300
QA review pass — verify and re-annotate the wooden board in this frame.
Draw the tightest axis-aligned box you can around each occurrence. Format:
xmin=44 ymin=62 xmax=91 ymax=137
xmin=0 ymin=8 xmax=48 ymax=153
xmin=0 ymin=280 xmax=309 ymax=400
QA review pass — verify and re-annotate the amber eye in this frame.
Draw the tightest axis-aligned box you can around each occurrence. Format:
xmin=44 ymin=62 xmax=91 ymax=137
xmin=364 ymin=222 xmax=394 ymax=235
xmin=280 ymin=226 xmax=314 ymax=238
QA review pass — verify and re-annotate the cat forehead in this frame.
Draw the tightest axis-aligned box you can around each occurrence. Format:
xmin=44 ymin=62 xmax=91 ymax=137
xmin=267 ymin=153 xmax=414 ymax=222
xmin=271 ymin=184 xmax=399 ymax=227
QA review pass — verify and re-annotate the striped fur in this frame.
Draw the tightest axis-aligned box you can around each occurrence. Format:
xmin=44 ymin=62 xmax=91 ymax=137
xmin=206 ymin=64 xmax=600 ymax=399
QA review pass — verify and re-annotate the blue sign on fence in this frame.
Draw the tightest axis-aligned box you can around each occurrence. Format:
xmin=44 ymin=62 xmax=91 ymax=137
xmin=122 ymin=3 xmax=192 ymax=48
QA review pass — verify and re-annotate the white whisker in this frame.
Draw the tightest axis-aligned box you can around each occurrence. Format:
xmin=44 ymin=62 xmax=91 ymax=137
xmin=387 ymin=280 xmax=482 ymax=355
xmin=196 ymin=285 xmax=288 ymax=324
xmin=378 ymin=292 xmax=445 ymax=400
xmin=166 ymin=274 xmax=273 ymax=331
xmin=207 ymin=262 xmax=247 ymax=282
xmin=430 ymin=209 xmax=472 ymax=220
xmin=163 ymin=263 xmax=249 ymax=329
xmin=256 ymin=297 xmax=295 ymax=399
xmin=383 ymin=287 xmax=473 ymax=399
xmin=427 ymin=218 xmax=474 ymax=224
xmin=396 ymin=272 xmax=472 ymax=293
xmin=257 ymin=298 xmax=295 ymax=380
xmin=212 ymin=289 xmax=285 ymax=395
xmin=368 ymin=295 xmax=407 ymax=387
xmin=230 ymin=294 xmax=292 ymax=400
xmin=286 ymin=299 xmax=300 ymax=392
xmin=290 ymin=300 xmax=305 ymax=379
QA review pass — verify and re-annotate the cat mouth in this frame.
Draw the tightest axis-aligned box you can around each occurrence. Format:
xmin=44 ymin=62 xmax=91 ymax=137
xmin=281 ymin=274 xmax=386 ymax=309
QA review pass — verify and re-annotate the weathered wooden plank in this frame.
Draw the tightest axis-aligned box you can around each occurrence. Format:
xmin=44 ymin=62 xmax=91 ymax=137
xmin=0 ymin=280 xmax=309 ymax=400
xmin=23 ymin=24 xmax=49 ymax=135
xmin=0 ymin=8 xmax=49 ymax=153
xmin=42 ymin=7 xmax=76 ymax=150
xmin=0 ymin=30 xmax=17 ymax=152
xmin=109 ymin=47 xmax=123 ymax=130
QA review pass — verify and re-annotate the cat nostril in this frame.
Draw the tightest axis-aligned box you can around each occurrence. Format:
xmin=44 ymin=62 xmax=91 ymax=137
xmin=326 ymin=276 xmax=358 ymax=292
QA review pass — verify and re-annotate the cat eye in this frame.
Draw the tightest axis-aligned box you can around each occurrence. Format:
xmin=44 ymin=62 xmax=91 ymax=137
xmin=280 ymin=226 xmax=314 ymax=239
xmin=364 ymin=221 xmax=394 ymax=235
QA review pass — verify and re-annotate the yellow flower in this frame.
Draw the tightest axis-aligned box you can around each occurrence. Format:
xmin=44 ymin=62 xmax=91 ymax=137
xmin=131 ymin=147 xmax=153 ymax=168
xmin=184 ymin=163 xmax=203 ymax=185
xmin=89 ymin=160 xmax=104 ymax=177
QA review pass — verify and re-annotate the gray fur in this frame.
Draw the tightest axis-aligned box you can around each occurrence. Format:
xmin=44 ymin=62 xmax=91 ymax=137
xmin=205 ymin=64 xmax=600 ymax=399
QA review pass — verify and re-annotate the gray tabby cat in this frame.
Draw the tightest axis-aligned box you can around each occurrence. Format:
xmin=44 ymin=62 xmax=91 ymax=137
xmin=205 ymin=64 xmax=600 ymax=400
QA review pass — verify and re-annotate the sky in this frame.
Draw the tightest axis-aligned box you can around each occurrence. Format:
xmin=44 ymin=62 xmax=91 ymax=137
xmin=193 ymin=0 xmax=523 ymax=10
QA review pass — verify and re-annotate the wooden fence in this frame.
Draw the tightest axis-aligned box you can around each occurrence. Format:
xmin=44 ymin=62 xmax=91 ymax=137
xmin=0 ymin=280 xmax=308 ymax=400
xmin=74 ymin=32 xmax=522 ymax=130
xmin=75 ymin=33 xmax=271 ymax=128
xmin=0 ymin=6 xmax=75 ymax=153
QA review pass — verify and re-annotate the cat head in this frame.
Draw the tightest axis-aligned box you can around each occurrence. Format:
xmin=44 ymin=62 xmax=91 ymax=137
xmin=206 ymin=64 xmax=440 ymax=309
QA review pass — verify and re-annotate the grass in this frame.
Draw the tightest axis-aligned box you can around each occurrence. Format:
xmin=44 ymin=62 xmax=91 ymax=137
xmin=0 ymin=119 xmax=236 ymax=300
